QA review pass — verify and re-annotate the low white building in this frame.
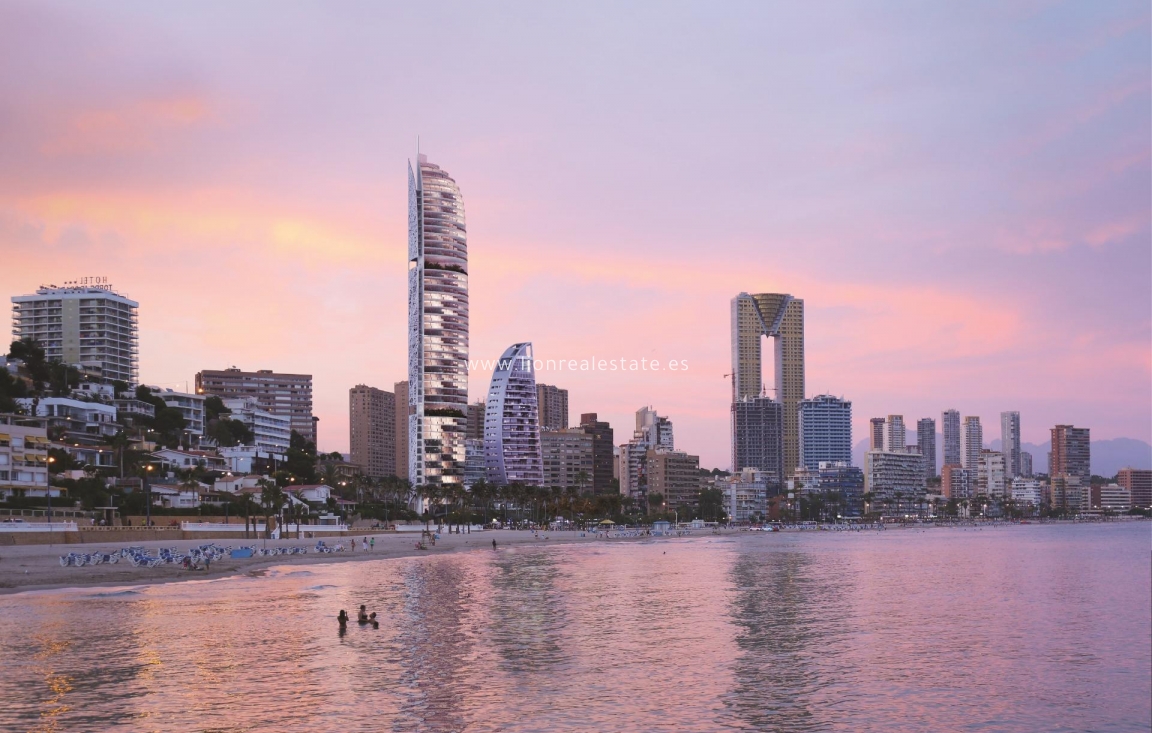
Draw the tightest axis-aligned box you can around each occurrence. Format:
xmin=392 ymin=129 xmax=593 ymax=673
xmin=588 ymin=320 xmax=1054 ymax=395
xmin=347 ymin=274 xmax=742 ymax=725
xmin=0 ymin=414 xmax=53 ymax=500
xmin=217 ymin=446 xmax=287 ymax=475
xmin=1011 ymin=477 xmax=1042 ymax=507
xmin=152 ymin=448 xmax=227 ymax=472
xmin=16 ymin=396 xmax=118 ymax=440
xmin=291 ymin=484 xmax=334 ymax=505
xmin=149 ymin=483 xmax=207 ymax=509
xmin=214 ymin=474 xmax=268 ymax=494
xmin=1095 ymin=483 xmax=1131 ymax=512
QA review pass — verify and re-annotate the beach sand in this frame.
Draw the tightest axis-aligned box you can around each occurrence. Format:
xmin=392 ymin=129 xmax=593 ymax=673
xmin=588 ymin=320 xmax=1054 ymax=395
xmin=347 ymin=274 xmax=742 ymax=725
xmin=0 ymin=528 xmax=683 ymax=595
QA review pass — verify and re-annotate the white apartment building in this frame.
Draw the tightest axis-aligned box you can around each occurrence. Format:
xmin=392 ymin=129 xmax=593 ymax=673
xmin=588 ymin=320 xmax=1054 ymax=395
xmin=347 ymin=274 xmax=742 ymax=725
xmin=0 ymin=415 xmax=55 ymax=500
xmin=223 ymin=397 xmax=291 ymax=452
xmin=725 ymin=468 xmax=770 ymax=523
xmin=1011 ymin=477 xmax=1042 ymax=507
xmin=1095 ymin=484 xmax=1131 ymax=512
xmin=16 ymin=396 xmax=119 ymax=441
xmin=979 ymin=450 xmax=1007 ymax=498
xmin=11 ymin=282 xmax=140 ymax=385
xmin=153 ymin=388 xmax=206 ymax=447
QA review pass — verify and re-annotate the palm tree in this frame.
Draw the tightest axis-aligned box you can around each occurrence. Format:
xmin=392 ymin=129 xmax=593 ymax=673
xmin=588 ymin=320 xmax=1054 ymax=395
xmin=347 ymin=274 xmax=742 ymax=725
xmin=258 ymin=478 xmax=286 ymax=539
xmin=236 ymin=492 xmax=257 ymax=539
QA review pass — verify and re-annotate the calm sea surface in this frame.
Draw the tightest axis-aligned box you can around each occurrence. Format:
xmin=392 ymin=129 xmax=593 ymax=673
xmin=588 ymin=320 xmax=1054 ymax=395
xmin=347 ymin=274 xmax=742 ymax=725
xmin=1 ymin=523 xmax=1149 ymax=733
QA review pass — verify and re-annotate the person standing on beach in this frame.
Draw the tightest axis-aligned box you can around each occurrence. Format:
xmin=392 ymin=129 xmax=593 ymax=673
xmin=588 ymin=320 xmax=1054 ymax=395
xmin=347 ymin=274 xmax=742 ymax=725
xmin=362 ymin=537 xmax=368 ymax=552
xmin=369 ymin=537 xmax=375 ymax=552
xmin=492 ymin=539 xmax=497 ymax=550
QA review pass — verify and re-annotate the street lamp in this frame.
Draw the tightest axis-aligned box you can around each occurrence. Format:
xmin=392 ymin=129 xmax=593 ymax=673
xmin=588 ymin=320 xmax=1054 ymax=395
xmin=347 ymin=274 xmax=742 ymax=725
xmin=46 ymin=456 xmax=55 ymax=545
xmin=145 ymin=464 xmax=154 ymax=527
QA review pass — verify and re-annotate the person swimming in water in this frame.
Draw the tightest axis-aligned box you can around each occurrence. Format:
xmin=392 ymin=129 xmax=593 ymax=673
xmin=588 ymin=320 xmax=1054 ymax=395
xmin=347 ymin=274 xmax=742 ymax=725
xmin=337 ymin=610 xmax=349 ymax=628
xmin=357 ymin=605 xmax=368 ymax=623
xmin=369 ymin=611 xmax=379 ymax=629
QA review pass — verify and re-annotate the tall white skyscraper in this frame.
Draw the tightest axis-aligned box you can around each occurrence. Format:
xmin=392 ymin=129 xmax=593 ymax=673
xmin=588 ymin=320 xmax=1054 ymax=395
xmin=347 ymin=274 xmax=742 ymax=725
xmin=961 ymin=416 xmax=983 ymax=470
xmin=1000 ymin=411 xmax=1021 ymax=478
xmin=942 ymin=409 xmax=961 ymax=466
xmin=408 ymin=154 xmax=469 ymax=488
xmin=883 ymin=415 xmax=906 ymax=452
xmin=12 ymin=281 xmax=139 ymax=385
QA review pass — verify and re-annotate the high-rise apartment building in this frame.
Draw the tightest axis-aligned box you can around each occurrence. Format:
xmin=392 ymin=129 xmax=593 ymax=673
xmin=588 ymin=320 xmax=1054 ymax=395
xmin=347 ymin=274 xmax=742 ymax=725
xmin=12 ymin=282 xmax=139 ymax=385
xmin=536 ymin=384 xmax=569 ymax=431
xmin=619 ymin=406 xmax=676 ymax=502
xmin=466 ymin=400 xmax=486 ymax=441
xmin=464 ymin=438 xmax=485 ymax=488
xmin=917 ymin=418 xmax=937 ymax=479
xmin=1000 ymin=411 xmax=1022 ymax=478
xmin=394 ymin=381 xmax=408 ymax=481
xmin=942 ymin=464 xmax=975 ymax=501
xmin=1020 ymin=451 xmax=1033 ymax=478
xmin=798 ymin=394 xmax=852 ymax=470
xmin=349 ymin=385 xmax=395 ymax=479
xmin=961 ymin=416 xmax=983 ymax=470
xmin=884 ymin=415 xmax=906 ymax=452
xmin=408 ymin=153 xmax=469 ymax=488
xmin=978 ymin=450 xmax=1007 ymax=498
xmin=541 ymin=428 xmax=594 ymax=490
xmin=870 ymin=418 xmax=886 ymax=451
xmin=941 ymin=409 xmax=961 ymax=467
xmin=578 ymin=413 xmax=614 ymax=494
xmin=483 ymin=343 xmax=542 ymax=486
xmin=195 ymin=368 xmax=316 ymax=444
xmin=646 ymin=449 xmax=702 ymax=513
xmin=1117 ymin=467 xmax=1151 ymax=509
xmin=864 ymin=449 xmax=926 ymax=513
xmin=1049 ymin=425 xmax=1090 ymax=482
xmin=731 ymin=396 xmax=783 ymax=484
xmin=731 ymin=292 xmax=804 ymax=477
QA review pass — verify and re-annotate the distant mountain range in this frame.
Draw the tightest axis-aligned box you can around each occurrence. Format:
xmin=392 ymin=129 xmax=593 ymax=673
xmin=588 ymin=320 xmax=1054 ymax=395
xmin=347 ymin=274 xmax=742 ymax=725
xmin=850 ymin=436 xmax=1151 ymax=477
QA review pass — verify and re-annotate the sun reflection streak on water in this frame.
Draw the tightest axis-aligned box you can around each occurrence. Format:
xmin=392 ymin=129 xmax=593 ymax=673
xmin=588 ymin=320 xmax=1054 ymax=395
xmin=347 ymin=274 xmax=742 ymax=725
xmin=0 ymin=524 xmax=1148 ymax=733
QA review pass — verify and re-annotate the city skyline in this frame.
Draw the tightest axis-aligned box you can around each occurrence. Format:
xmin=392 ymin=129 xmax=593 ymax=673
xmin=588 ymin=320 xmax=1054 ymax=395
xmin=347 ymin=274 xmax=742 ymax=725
xmin=0 ymin=2 xmax=1149 ymax=469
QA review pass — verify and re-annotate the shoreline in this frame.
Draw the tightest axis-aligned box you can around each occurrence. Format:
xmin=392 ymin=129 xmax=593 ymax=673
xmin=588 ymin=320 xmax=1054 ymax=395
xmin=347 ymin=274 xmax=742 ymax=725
xmin=2 ymin=519 xmax=1142 ymax=597
xmin=0 ymin=528 xmax=687 ymax=597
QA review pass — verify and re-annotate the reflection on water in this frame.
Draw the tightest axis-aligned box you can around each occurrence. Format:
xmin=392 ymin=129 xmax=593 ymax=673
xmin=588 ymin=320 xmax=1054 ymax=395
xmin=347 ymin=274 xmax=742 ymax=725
xmin=0 ymin=524 xmax=1148 ymax=733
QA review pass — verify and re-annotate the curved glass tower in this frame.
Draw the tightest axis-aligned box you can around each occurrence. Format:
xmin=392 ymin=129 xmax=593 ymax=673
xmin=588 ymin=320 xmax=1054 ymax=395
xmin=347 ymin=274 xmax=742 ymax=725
xmin=408 ymin=154 xmax=468 ymax=488
xmin=483 ymin=342 xmax=543 ymax=486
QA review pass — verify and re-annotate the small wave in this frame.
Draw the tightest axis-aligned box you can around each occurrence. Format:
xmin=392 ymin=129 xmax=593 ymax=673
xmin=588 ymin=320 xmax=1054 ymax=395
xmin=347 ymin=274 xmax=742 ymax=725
xmin=88 ymin=589 xmax=142 ymax=598
xmin=306 ymin=584 xmax=336 ymax=591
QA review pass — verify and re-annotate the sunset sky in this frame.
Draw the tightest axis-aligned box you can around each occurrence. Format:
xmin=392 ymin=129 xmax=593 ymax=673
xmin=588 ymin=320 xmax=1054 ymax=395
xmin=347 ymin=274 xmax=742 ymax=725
xmin=1 ymin=1 xmax=1149 ymax=468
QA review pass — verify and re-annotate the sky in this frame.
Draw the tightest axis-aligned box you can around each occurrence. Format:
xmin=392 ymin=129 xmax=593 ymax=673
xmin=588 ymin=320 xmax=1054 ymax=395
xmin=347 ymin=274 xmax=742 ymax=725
xmin=0 ymin=0 xmax=1148 ymax=469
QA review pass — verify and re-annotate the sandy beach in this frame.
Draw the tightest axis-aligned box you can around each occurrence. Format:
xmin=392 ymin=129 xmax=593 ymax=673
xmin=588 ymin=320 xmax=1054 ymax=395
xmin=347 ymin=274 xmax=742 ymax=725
xmin=0 ymin=528 xmax=689 ymax=595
